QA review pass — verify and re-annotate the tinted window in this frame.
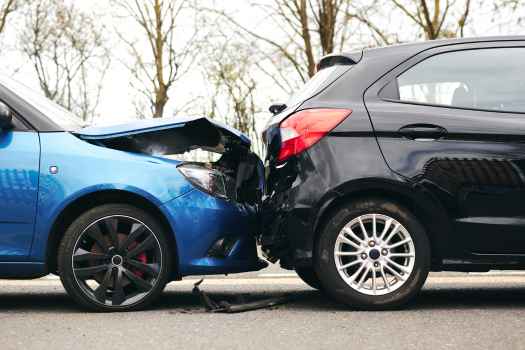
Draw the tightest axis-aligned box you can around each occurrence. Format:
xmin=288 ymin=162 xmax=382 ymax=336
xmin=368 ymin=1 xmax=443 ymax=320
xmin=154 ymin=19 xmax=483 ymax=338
xmin=286 ymin=65 xmax=349 ymax=107
xmin=396 ymin=48 xmax=525 ymax=113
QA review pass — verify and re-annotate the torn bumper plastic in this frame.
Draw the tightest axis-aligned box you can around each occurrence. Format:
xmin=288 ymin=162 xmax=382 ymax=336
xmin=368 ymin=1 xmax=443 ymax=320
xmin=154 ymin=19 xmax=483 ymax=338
xmin=192 ymin=279 xmax=291 ymax=313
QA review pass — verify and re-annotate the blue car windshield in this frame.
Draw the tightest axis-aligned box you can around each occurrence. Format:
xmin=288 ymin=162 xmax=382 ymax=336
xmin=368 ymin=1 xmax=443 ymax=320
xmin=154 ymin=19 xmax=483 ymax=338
xmin=0 ymin=74 xmax=85 ymax=131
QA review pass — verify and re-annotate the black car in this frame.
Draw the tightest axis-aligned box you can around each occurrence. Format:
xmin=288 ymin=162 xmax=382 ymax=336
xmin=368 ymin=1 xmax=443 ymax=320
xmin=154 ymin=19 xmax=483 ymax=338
xmin=261 ymin=36 xmax=525 ymax=309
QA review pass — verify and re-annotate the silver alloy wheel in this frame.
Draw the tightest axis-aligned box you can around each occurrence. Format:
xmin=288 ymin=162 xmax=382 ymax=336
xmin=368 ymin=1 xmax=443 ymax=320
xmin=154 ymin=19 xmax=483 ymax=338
xmin=334 ymin=213 xmax=415 ymax=296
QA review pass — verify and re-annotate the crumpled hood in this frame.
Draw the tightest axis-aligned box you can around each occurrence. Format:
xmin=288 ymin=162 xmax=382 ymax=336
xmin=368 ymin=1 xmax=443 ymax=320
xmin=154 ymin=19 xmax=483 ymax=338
xmin=74 ymin=116 xmax=251 ymax=155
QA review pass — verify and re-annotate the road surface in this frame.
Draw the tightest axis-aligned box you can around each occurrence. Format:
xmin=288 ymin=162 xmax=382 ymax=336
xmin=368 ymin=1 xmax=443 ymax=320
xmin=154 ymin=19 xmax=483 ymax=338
xmin=1 ymin=267 xmax=525 ymax=350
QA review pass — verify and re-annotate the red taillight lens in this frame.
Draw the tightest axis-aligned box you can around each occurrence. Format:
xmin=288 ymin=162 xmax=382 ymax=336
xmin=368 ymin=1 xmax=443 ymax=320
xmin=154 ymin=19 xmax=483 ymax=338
xmin=277 ymin=108 xmax=352 ymax=162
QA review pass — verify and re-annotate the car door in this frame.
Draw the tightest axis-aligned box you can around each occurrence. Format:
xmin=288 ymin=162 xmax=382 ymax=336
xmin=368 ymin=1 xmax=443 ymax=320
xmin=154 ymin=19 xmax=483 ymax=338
xmin=364 ymin=41 xmax=525 ymax=257
xmin=0 ymin=110 xmax=40 ymax=260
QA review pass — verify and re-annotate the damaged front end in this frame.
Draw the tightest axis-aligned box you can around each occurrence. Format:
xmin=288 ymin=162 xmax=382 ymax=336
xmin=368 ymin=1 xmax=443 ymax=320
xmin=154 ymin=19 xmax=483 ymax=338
xmin=74 ymin=116 xmax=267 ymax=274
xmin=75 ymin=116 xmax=264 ymax=205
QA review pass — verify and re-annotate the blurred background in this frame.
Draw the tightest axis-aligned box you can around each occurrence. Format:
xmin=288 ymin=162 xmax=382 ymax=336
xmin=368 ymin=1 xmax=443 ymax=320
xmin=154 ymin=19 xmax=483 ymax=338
xmin=0 ymin=0 xmax=523 ymax=155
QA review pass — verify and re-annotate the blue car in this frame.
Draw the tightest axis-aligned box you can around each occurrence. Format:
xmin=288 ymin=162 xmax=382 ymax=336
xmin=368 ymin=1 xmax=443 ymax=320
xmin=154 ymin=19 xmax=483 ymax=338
xmin=0 ymin=76 xmax=266 ymax=311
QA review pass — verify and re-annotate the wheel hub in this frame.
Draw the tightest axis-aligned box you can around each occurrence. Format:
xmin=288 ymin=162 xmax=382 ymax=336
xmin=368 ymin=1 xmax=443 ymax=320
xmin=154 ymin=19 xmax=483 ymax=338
xmin=368 ymin=249 xmax=380 ymax=260
xmin=111 ymin=255 xmax=123 ymax=266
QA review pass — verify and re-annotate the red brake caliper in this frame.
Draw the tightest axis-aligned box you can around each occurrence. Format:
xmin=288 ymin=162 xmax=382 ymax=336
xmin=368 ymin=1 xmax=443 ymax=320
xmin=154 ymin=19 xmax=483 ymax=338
xmin=134 ymin=252 xmax=148 ymax=278
xmin=127 ymin=240 xmax=147 ymax=278
xmin=91 ymin=235 xmax=148 ymax=279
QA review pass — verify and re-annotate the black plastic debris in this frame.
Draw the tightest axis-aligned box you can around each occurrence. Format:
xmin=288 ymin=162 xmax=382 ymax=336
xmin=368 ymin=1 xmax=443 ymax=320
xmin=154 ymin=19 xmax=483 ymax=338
xmin=192 ymin=279 xmax=291 ymax=313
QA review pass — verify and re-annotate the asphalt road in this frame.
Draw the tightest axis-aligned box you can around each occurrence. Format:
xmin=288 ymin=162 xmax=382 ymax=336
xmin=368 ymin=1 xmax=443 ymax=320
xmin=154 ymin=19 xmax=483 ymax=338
xmin=2 ymin=267 xmax=525 ymax=350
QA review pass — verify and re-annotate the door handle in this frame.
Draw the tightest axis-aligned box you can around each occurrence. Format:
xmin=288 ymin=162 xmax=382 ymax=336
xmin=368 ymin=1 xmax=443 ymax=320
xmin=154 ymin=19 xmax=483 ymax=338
xmin=398 ymin=124 xmax=447 ymax=141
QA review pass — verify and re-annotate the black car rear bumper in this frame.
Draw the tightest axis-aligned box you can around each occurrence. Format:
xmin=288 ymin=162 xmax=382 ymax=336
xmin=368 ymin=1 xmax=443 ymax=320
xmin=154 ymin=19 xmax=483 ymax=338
xmin=261 ymin=190 xmax=317 ymax=269
xmin=260 ymin=133 xmax=403 ymax=270
xmin=261 ymin=148 xmax=333 ymax=269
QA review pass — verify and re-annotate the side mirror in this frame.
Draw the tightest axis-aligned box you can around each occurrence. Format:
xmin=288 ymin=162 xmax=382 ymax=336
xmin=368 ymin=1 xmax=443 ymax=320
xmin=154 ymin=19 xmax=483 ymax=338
xmin=269 ymin=103 xmax=287 ymax=115
xmin=0 ymin=102 xmax=12 ymax=130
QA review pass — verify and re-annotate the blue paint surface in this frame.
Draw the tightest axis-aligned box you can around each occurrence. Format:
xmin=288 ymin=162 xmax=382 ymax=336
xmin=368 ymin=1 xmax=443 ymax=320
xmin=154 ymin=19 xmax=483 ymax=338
xmin=0 ymin=129 xmax=261 ymax=277
xmin=0 ymin=131 xmax=40 ymax=261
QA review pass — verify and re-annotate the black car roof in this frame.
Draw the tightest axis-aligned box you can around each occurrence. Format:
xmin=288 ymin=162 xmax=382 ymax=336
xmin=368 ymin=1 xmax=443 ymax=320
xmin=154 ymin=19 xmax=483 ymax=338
xmin=363 ymin=35 xmax=525 ymax=58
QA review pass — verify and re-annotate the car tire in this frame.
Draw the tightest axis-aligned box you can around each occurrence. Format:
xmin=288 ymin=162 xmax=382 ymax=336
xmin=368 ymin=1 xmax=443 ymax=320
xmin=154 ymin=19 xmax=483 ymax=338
xmin=315 ymin=198 xmax=430 ymax=310
xmin=58 ymin=204 xmax=172 ymax=312
xmin=296 ymin=267 xmax=322 ymax=290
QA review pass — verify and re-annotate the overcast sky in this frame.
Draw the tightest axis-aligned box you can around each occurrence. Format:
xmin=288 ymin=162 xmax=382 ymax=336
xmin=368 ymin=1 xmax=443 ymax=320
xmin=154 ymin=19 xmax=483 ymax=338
xmin=2 ymin=0 xmax=524 ymax=129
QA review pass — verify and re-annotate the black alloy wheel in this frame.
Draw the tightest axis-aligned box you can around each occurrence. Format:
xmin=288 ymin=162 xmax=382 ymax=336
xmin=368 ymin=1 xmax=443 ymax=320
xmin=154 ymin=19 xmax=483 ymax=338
xmin=58 ymin=204 xmax=172 ymax=312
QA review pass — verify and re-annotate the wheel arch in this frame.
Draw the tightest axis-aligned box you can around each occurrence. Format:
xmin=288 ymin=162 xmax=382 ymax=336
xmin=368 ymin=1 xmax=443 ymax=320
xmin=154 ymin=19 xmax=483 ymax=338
xmin=45 ymin=189 xmax=180 ymax=278
xmin=313 ymin=179 xmax=452 ymax=268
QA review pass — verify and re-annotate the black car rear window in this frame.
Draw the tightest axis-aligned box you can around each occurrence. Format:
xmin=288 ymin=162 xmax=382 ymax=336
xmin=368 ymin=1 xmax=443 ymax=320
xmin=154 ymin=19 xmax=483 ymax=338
xmin=286 ymin=65 xmax=352 ymax=107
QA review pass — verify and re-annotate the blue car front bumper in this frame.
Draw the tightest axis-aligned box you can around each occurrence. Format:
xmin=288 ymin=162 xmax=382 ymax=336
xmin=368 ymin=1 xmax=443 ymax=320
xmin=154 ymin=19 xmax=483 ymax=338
xmin=162 ymin=189 xmax=267 ymax=276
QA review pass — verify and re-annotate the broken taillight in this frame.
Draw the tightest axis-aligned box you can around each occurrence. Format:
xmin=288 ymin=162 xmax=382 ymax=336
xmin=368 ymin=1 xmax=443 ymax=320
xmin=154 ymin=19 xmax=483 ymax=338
xmin=277 ymin=108 xmax=352 ymax=163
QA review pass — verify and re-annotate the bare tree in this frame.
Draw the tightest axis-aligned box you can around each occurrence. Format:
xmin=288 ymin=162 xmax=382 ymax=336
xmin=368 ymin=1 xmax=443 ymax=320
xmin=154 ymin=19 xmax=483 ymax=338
xmin=0 ymin=0 xmax=18 ymax=33
xmin=354 ymin=0 xmax=525 ymax=45
xmin=388 ymin=0 xmax=472 ymax=39
xmin=113 ymin=0 xmax=197 ymax=119
xmin=346 ymin=1 xmax=399 ymax=45
xmin=202 ymin=37 xmax=262 ymax=155
xmin=491 ymin=0 xmax=525 ymax=10
xmin=490 ymin=0 xmax=525 ymax=29
xmin=20 ymin=0 xmax=109 ymax=122
xmin=213 ymin=0 xmax=356 ymax=85
xmin=350 ymin=0 xmax=473 ymax=44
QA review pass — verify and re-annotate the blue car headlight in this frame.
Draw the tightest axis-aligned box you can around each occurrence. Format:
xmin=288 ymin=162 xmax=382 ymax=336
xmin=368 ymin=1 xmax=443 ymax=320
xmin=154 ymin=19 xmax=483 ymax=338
xmin=177 ymin=163 xmax=237 ymax=201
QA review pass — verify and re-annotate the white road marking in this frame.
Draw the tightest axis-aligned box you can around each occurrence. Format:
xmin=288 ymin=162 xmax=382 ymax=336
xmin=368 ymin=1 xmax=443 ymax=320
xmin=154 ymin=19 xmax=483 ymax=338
xmin=2 ymin=273 xmax=525 ymax=288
